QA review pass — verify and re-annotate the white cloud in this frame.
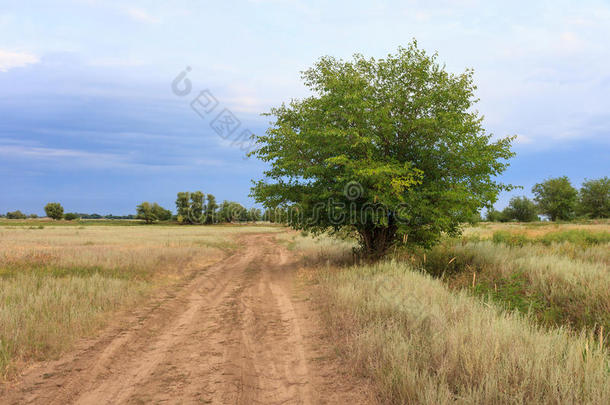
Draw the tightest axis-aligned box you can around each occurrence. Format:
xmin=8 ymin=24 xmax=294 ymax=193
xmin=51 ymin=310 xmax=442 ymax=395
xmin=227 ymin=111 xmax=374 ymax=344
xmin=123 ymin=7 xmax=160 ymax=24
xmin=0 ymin=143 xmax=125 ymax=164
xmin=0 ymin=141 xmax=141 ymax=170
xmin=0 ymin=49 xmax=39 ymax=72
xmin=87 ymin=56 xmax=147 ymax=68
xmin=0 ymin=140 xmax=228 ymax=171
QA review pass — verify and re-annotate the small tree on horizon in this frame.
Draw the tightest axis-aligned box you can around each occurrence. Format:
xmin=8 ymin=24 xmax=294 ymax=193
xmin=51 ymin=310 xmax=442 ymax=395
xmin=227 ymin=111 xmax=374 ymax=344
xmin=190 ymin=191 xmax=205 ymax=223
xmin=485 ymin=209 xmax=501 ymax=222
xmin=205 ymin=194 xmax=218 ymax=224
xmin=136 ymin=202 xmax=157 ymax=223
xmin=218 ymin=201 xmax=246 ymax=223
xmin=176 ymin=192 xmax=191 ymax=223
xmin=532 ymin=177 xmax=578 ymax=221
xmin=152 ymin=203 xmax=172 ymax=221
xmin=44 ymin=203 xmax=64 ymax=220
xmin=579 ymin=177 xmax=609 ymax=218
xmin=502 ymin=196 xmax=538 ymax=222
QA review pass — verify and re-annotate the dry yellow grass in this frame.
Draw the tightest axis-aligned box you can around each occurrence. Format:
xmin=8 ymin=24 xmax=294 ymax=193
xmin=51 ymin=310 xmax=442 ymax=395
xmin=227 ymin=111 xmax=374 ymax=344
xmin=277 ymin=231 xmax=356 ymax=265
xmin=0 ymin=224 xmax=280 ymax=378
xmin=320 ymin=261 xmax=610 ymax=404
xmin=291 ymin=223 xmax=610 ymax=404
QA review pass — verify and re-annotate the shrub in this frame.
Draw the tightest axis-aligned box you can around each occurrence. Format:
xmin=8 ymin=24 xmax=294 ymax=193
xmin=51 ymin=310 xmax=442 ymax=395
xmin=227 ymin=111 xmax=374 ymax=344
xmin=6 ymin=210 xmax=27 ymax=220
xmin=64 ymin=213 xmax=80 ymax=221
xmin=492 ymin=230 xmax=530 ymax=247
xmin=539 ymin=229 xmax=610 ymax=246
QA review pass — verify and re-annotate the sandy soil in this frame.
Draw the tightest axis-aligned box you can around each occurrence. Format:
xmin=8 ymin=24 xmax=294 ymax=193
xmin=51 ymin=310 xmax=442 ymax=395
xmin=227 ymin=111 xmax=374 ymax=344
xmin=1 ymin=233 xmax=372 ymax=404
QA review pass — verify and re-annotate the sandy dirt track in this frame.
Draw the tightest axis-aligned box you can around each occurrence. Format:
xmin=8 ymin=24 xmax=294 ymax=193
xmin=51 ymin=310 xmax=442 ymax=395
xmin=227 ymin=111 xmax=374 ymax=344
xmin=1 ymin=233 xmax=371 ymax=405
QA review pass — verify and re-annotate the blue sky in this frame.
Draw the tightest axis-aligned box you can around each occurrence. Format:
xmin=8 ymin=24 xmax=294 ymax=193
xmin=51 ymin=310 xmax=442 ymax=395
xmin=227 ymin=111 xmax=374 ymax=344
xmin=1 ymin=0 xmax=608 ymax=215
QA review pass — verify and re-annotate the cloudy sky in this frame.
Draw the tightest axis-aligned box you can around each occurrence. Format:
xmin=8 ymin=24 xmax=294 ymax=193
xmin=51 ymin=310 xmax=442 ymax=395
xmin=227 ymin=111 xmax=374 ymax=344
xmin=1 ymin=0 xmax=609 ymax=215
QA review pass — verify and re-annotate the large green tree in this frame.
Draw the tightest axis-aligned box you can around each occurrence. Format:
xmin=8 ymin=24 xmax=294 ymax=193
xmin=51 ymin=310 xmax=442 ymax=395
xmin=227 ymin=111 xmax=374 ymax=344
xmin=250 ymin=43 xmax=514 ymax=257
xmin=532 ymin=176 xmax=578 ymax=221
xmin=579 ymin=177 xmax=609 ymax=218
xmin=44 ymin=202 xmax=64 ymax=220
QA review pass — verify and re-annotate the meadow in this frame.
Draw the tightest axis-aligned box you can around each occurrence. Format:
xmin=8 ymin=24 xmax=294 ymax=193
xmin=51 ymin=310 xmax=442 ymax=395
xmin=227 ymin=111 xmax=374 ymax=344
xmin=3 ymin=219 xmax=609 ymax=403
xmin=289 ymin=221 xmax=610 ymax=404
xmin=0 ymin=220 xmax=280 ymax=378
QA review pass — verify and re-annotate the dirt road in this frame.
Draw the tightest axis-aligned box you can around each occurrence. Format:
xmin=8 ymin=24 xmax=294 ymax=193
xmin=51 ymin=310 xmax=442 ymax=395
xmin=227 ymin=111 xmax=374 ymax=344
xmin=1 ymin=233 xmax=370 ymax=404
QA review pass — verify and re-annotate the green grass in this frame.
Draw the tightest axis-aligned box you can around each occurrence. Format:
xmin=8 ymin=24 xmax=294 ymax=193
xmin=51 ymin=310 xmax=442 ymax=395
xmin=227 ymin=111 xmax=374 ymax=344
xmin=491 ymin=229 xmax=610 ymax=247
xmin=413 ymin=240 xmax=609 ymax=340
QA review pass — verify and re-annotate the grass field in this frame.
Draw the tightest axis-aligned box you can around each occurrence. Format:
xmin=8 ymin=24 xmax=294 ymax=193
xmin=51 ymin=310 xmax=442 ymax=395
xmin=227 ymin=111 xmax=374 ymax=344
xmin=3 ymin=219 xmax=609 ymax=403
xmin=0 ymin=221 xmax=280 ymax=378
xmin=289 ymin=221 xmax=610 ymax=404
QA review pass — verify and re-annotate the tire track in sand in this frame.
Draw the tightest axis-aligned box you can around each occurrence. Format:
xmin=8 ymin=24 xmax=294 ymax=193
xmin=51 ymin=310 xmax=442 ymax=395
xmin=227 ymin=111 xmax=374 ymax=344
xmin=1 ymin=233 xmax=371 ymax=405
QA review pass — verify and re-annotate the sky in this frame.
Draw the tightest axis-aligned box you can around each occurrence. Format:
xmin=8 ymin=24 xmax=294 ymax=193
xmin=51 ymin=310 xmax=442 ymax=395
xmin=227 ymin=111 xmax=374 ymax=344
xmin=1 ymin=0 xmax=609 ymax=215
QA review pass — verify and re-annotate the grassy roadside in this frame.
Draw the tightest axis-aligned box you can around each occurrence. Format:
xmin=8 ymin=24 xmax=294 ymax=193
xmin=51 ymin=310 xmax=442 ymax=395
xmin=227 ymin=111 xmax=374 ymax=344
xmin=287 ymin=225 xmax=610 ymax=404
xmin=317 ymin=261 xmax=609 ymax=404
xmin=0 ymin=225 xmax=279 ymax=379
xmin=410 ymin=229 xmax=610 ymax=342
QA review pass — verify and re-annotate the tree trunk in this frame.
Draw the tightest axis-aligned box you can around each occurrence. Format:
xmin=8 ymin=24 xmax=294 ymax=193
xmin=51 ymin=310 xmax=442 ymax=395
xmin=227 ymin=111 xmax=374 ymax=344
xmin=357 ymin=223 xmax=398 ymax=260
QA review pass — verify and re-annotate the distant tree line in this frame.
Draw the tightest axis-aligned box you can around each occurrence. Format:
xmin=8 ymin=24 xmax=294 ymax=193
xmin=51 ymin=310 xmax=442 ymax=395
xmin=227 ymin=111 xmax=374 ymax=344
xmin=3 ymin=194 xmax=263 ymax=225
xmin=486 ymin=176 xmax=609 ymax=222
xmin=3 ymin=210 xmax=37 ymax=219
xmin=76 ymin=213 xmax=137 ymax=219
xmin=135 ymin=191 xmax=262 ymax=224
xmin=6 ymin=176 xmax=604 ymax=225
xmin=2 ymin=203 xmax=136 ymax=221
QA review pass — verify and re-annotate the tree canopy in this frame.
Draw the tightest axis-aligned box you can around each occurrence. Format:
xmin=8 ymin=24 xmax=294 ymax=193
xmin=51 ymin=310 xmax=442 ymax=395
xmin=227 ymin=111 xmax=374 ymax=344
xmin=250 ymin=42 xmax=514 ymax=257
